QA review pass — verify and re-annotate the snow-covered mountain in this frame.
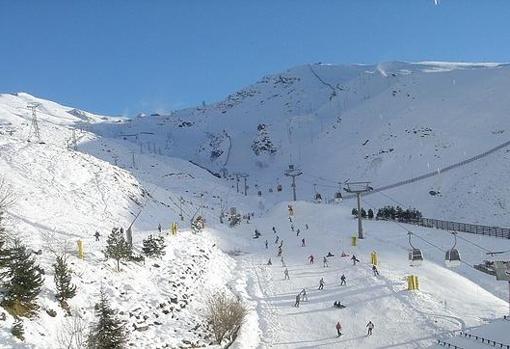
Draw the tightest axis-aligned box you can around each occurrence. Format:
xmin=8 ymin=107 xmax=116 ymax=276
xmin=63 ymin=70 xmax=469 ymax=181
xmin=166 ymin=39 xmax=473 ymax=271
xmin=1 ymin=61 xmax=510 ymax=349
xmin=92 ymin=61 xmax=510 ymax=225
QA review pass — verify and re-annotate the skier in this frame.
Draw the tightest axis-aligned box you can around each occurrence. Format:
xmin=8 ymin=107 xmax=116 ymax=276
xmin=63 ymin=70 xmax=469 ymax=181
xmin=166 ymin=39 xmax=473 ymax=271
xmin=366 ymin=321 xmax=374 ymax=336
xmin=277 ymin=246 xmax=283 ymax=257
xmin=284 ymin=268 xmax=290 ymax=280
xmin=158 ymin=223 xmax=162 ymax=233
xmin=254 ymin=229 xmax=261 ymax=239
xmin=318 ymin=277 xmax=325 ymax=290
xmin=275 ymin=235 xmax=279 ymax=244
xmin=301 ymin=238 xmax=306 ymax=247
xmin=267 ymin=258 xmax=272 ymax=265
xmin=94 ymin=231 xmax=100 ymax=241
xmin=323 ymin=256 xmax=329 ymax=268
xmin=308 ymin=254 xmax=314 ymax=264
xmin=340 ymin=274 xmax=346 ymax=286
xmin=288 ymin=205 xmax=294 ymax=216
xmin=290 ymin=224 xmax=294 ymax=232
xmin=300 ymin=288 xmax=308 ymax=301
xmin=272 ymin=226 xmax=277 ymax=234
xmin=281 ymin=256 xmax=286 ymax=267
xmin=351 ymin=254 xmax=360 ymax=265
xmin=326 ymin=251 xmax=334 ymax=257
xmin=296 ymin=228 xmax=300 ymax=236
xmin=372 ymin=265 xmax=380 ymax=276
xmin=336 ymin=321 xmax=342 ymax=337
xmin=333 ymin=301 xmax=345 ymax=309
xmin=305 ymin=223 xmax=309 ymax=230
xmin=279 ymin=240 xmax=284 ymax=248
xmin=265 ymin=240 xmax=268 ymax=249
xmin=294 ymin=293 xmax=300 ymax=307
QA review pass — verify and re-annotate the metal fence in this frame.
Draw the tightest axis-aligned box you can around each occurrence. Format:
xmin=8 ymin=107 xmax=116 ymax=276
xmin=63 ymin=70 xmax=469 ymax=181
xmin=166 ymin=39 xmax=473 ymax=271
xmin=402 ymin=217 xmax=510 ymax=239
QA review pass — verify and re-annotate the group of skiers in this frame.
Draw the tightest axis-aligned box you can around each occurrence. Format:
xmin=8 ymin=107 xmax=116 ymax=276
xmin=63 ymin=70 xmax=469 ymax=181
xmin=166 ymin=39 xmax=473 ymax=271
xmin=335 ymin=321 xmax=375 ymax=337
xmin=262 ymin=206 xmax=380 ymax=340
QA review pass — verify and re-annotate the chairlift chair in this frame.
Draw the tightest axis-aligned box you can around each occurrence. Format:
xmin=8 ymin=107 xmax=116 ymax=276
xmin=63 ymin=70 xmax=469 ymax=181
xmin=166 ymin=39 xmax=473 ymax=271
xmin=334 ymin=191 xmax=343 ymax=203
xmin=408 ymin=232 xmax=423 ymax=266
xmin=315 ymin=192 xmax=322 ymax=203
xmin=445 ymin=232 xmax=461 ymax=268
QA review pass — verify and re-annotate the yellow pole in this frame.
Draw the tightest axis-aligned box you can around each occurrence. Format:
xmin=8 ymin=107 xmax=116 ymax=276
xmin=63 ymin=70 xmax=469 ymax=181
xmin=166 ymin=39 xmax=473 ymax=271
xmin=351 ymin=236 xmax=357 ymax=246
xmin=414 ymin=275 xmax=419 ymax=290
xmin=77 ymin=240 xmax=84 ymax=260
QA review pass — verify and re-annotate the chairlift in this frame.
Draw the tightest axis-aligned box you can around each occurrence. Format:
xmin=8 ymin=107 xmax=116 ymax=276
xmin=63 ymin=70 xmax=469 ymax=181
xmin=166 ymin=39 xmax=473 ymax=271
xmin=277 ymin=184 xmax=283 ymax=192
xmin=445 ymin=232 xmax=461 ymax=268
xmin=334 ymin=191 xmax=343 ymax=203
xmin=408 ymin=232 xmax=423 ymax=266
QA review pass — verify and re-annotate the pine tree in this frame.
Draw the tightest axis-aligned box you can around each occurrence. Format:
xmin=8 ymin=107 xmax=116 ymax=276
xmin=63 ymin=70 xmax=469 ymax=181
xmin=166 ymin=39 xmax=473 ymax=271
xmin=351 ymin=208 xmax=358 ymax=216
xmin=103 ymin=228 xmax=131 ymax=272
xmin=361 ymin=208 xmax=367 ymax=218
xmin=367 ymin=209 xmax=374 ymax=219
xmin=141 ymin=235 xmax=166 ymax=258
xmin=1 ymin=239 xmax=44 ymax=317
xmin=87 ymin=288 xmax=127 ymax=349
xmin=0 ymin=209 xmax=10 ymax=270
xmin=11 ymin=318 xmax=24 ymax=341
xmin=53 ymin=255 xmax=77 ymax=306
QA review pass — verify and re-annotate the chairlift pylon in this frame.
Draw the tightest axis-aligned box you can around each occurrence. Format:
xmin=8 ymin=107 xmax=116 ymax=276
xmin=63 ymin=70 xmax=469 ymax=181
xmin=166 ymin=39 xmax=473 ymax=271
xmin=445 ymin=232 xmax=461 ymax=268
xmin=408 ymin=232 xmax=423 ymax=266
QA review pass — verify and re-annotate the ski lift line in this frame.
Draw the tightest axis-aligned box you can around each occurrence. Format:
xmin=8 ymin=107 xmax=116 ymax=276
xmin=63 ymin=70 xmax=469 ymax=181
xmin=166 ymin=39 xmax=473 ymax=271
xmin=373 ymin=190 xmax=503 ymax=256
xmin=360 ymin=197 xmax=477 ymax=269
xmin=343 ymin=139 xmax=510 ymax=200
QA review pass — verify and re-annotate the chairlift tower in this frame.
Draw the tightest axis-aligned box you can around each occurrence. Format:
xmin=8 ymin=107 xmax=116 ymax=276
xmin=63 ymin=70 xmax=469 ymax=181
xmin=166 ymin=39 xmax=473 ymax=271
xmin=344 ymin=181 xmax=373 ymax=239
xmin=27 ymin=103 xmax=42 ymax=143
xmin=284 ymin=164 xmax=303 ymax=201
xmin=239 ymin=173 xmax=249 ymax=196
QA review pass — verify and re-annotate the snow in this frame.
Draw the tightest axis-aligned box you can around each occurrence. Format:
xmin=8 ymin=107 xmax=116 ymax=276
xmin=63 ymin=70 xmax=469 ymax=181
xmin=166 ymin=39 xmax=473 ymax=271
xmin=1 ymin=61 xmax=510 ymax=348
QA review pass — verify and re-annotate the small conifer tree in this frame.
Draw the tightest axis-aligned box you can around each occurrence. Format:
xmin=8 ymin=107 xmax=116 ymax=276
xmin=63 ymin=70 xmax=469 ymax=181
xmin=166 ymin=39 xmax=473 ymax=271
xmin=53 ymin=255 xmax=77 ymax=306
xmin=1 ymin=239 xmax=44 ymax=317
xmin=141 ymin=235 xmax=166 ymax=258
xmin=11 ymin=318 xmax=25 ymax=341
xmin=103 ymin=228 xmax=131 ymax=272
xmin=87 ymin=288 xmax=127 ymax=349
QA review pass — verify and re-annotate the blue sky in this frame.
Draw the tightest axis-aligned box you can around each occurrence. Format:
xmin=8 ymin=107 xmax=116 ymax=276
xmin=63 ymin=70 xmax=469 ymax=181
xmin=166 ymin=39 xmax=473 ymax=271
xmin=1 ymin=1 xmax=509 ymax=115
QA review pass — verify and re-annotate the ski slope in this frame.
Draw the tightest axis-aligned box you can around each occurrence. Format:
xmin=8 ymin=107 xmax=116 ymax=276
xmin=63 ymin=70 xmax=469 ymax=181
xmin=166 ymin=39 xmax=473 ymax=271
xmin=1 ymin=62 xmax=510 ymax=348
xmin=212 ymin=202 xmax=509 ymax=349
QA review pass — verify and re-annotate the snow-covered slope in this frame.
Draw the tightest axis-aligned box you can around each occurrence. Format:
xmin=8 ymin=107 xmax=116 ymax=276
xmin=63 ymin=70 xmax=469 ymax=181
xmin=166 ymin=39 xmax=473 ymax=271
xmin=92 ymin=62 xmax=510 ymax=225
xmin=1 ymin=61 xmax=510 ymax=348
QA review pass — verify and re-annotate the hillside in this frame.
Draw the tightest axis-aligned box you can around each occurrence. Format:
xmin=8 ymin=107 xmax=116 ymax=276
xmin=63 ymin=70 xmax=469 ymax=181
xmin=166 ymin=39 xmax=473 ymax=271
xmin=1 ymin=61 xmax=510 ymax=348
xmin=92 ymin=62 xmax=510 ymax=226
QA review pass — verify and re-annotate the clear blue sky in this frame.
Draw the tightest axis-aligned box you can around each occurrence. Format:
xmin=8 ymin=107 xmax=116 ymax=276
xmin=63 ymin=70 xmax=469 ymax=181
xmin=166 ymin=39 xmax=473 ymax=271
xmin=1 ymin=1 xmax=509 ymax=115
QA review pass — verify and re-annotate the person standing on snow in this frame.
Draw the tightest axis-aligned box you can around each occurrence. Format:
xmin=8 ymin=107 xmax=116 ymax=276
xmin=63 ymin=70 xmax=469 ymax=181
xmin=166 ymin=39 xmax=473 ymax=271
xmin=290 ymin=224 xmax=295 ymax=232
xmin=272 ymin=226 xmax=277 ymax=234
xmin=309 ymin=255 xmax=314 ymax=264
xmin=265 ymin=240 xmax=268 ymax=249
xmin=323 ymin=256 xmax=329 ymax=268
xmin=267 ymin=258 xmax=272 ymax=265
xmin=281 ymin=256 xmax=286 ymax=267
xmin=284 ymin=268 xmax=290 ymax=280
xmin=340 ymin=274 xmax=346 ymax=286
xmin=351 ymin=254 xmax=360 ymax=265
xmin=294 ymin=293 xmax=300 ymax=307
xmin=301 ymin=238 xmax=306 ymax=247
xmin=336 ymin=321 xmax=342 ymax=337
xmin=296 ymin=228 xmax=300 ymax=236
xmin=372 ymin=265 xmax=380 ymax=276
xmin=94 ymin=231 xmax=100 ymax=241
xmin=305 ymin=223 xmax=309 ymax=230
xmin=277 ymin=246 xmax=283 ymax=257
xmin=158 ymin=223 xmax=162 ymax=233
xmin=366 ymin=321 xmax=374 ymax=336
xmin=275 ymin=235 xmax=279 ymax=244
xmin=300 ymin=288 xmax=308 ymax=301
xmin=318 ymin=277 xmax=325 ymax=290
